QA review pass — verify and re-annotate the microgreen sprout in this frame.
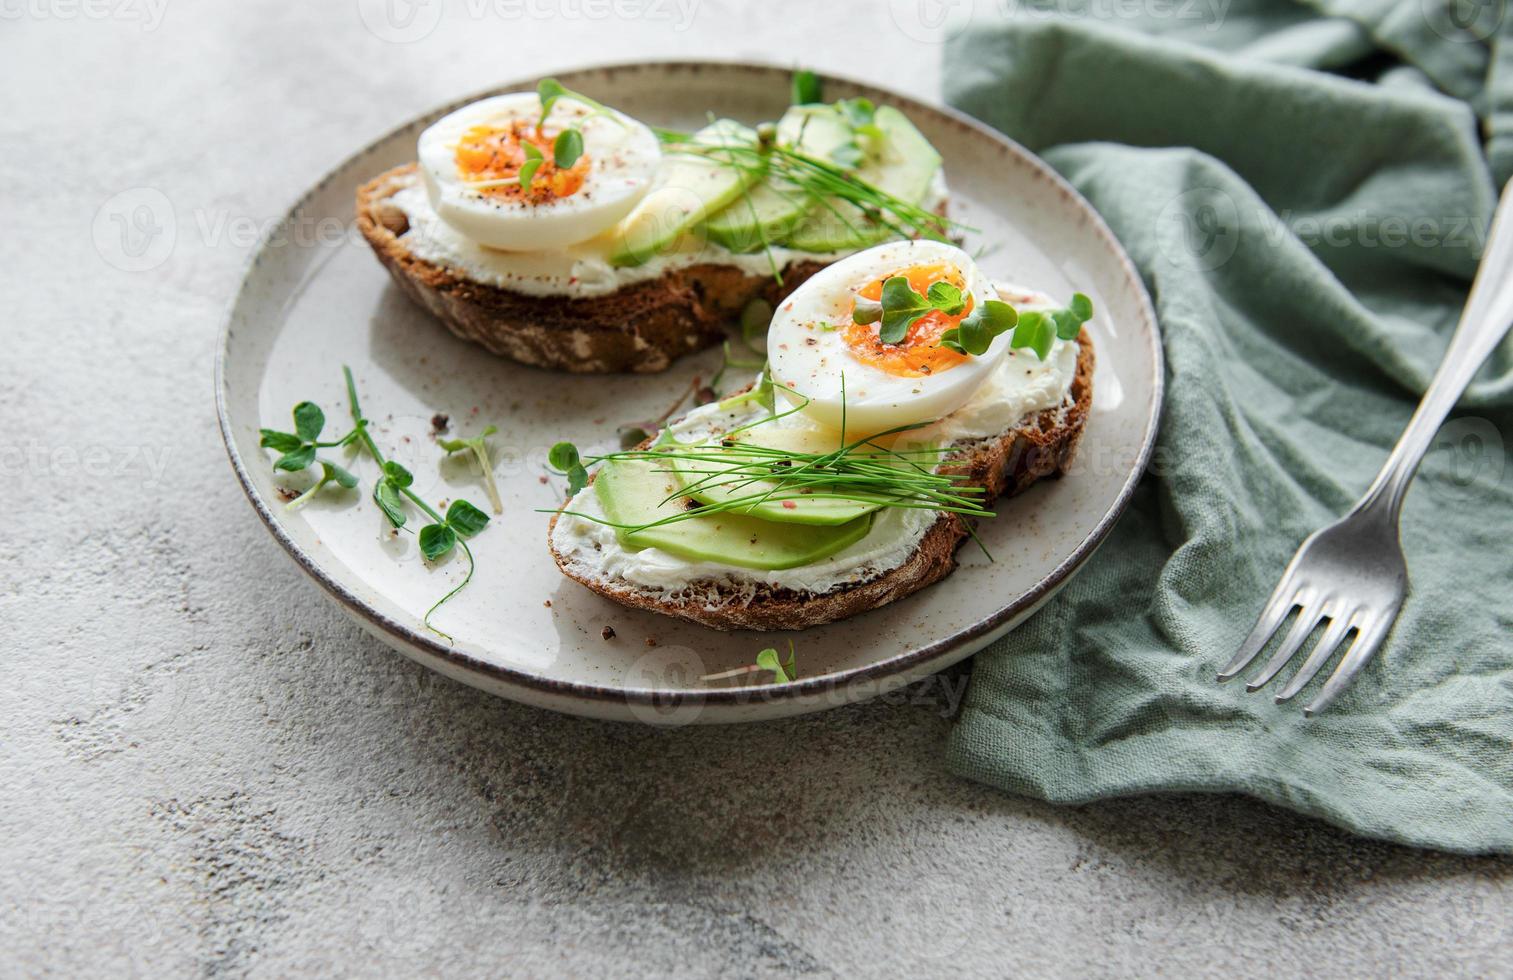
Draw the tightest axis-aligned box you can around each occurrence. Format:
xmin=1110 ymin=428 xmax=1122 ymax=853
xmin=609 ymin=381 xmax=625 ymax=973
xmin=853 ymin=276 xmax=966 ymax=344
xmin=1004 ymin=293 xmax=1095 ymax=360
xmin=340 ymin=366 xmax=491 ymax=640
xmin=259 ymin=403 xmax=359 ymax=510
xmin=858 ymin=277 xmax=1095 ymax=360
xmin=439 ymin=425 xmax=502 ymax=514
xmin=757 ymin=640 xmax=798 ymax=682
xmin=553 ymin=128 xmax=584 ymax=169
xmin=264 ymin=375 xmax=493 ymax=639
xmin=536 ymin=77 xmax=623 ymax=168
xmin=518 ymin=142 xmax=544 ymax=190
xmin=700 ymin=639 xmax=799 ymax=684
xmin=940 ymin=301 xmax=1019 ymax=357
xmin=548 ymin=442 xmax=589 ymax=496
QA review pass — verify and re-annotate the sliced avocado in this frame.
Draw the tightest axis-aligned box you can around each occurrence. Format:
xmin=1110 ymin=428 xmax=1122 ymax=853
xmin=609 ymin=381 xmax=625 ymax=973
xmin=607 ymin=120 xmax=765 ymax=267
xmin=783 ymin=105 xmax=942 ymax=254
xmin=701 ymin=107 xmax=851 ymax=254
xmin=593 ymin=456 xmax=872 ymax=570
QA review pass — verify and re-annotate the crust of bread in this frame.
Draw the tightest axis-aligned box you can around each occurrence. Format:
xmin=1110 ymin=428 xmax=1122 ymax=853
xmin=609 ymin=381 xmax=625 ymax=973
xmin=355 ymin=164 xmax=831 ymax=374
xmin=548 ymin=334 xmax=1095 ymax=630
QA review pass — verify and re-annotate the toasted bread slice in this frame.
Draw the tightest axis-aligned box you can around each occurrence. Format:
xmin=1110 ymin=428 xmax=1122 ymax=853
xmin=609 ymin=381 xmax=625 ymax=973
xmin=356 ymin=164 xmax=833 ymax=374
xmin=547 ymin=333 xmax=1094 ymax=631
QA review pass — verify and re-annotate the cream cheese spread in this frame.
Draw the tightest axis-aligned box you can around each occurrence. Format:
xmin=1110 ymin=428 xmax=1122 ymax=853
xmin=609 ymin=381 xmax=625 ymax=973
xmin=388 ymin=169 xmax=951 ymax=299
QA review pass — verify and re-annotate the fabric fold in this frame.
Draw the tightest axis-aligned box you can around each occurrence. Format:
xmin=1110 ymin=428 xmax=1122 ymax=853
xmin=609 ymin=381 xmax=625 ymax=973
xmin=942 ymin=10 xmax=1513 ymax=854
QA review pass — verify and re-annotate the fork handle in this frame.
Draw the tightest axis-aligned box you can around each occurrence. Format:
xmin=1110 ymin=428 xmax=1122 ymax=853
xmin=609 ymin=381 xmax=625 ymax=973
xmin=1359 ymin=181 xmax=1513 ymax=519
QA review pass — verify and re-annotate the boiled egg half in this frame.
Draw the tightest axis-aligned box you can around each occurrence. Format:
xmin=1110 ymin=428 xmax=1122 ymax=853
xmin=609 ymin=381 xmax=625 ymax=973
xmin=767 ymin=240 xmax=1010 ymax=434
xmin=418 ymin=92 xmax=661 ymax=251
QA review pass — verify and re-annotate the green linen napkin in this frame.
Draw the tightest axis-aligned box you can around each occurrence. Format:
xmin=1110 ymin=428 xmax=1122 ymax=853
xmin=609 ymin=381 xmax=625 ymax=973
xmin=942 ymin=3 xmax=1513 ymax=854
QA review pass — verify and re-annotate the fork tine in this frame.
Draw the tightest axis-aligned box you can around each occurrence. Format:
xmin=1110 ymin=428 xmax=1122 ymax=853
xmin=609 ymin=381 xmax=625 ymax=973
xmin=1218 ymin=578 xmax=1301 ymax=680
xmin=1245 ymin=596 xmax=1323 ymax=691
xmin=1304 ymin=613 xmax=1393 ymax=716
xmin=1275 ymin=609 xmax=1355 ymax=702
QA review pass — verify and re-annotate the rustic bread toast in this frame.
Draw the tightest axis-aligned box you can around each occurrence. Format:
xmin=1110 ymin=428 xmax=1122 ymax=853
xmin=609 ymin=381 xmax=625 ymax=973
xmin=356 ymin=164 xmax=832 ymax=374
xmin=547 ymin=332 xmax=1094 ymax=631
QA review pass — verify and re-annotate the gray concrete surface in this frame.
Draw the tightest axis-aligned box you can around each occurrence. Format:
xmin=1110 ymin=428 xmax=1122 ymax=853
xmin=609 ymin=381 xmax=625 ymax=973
xmin=2 ymin=1 xmax=1510 ymax=976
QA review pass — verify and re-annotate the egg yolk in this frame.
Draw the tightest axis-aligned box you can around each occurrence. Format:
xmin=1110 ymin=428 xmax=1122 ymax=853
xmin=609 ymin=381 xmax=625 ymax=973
xmin=842 ymin=263 xmax=973 ymax=378
xmin=454 ymin=122 xmax=589 ymax=201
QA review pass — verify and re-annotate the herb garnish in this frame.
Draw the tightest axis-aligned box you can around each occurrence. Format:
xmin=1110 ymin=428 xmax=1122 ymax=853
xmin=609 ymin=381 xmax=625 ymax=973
xmin=757 ymin=640 xmax=798 ymax=682
xmin=518 ymin=142 xmax=544 ymax=190
xmin=548 ymin=442 xmax=590 ymax=496
xmin=545 ymin=382 xmax=995 ymax=538
xmin=536 ymin=78 xmax=622 ymax=168
xmin=1006 ymin=293 xmax=1095 ymax=360
xmin=439 ymin=425 xmax=502 ymax=514
xmin=852 ymin=276 xmax=968 ymax=344
xmin=859 ymin=276 xmax=1095 ymax=360
xmin=700 ymin=639 xmax=799 ymax=684
xmin=260 ymin=403 xmax=359 ymax=510
xmin=261 ymin=369 xmax=492 ymax=641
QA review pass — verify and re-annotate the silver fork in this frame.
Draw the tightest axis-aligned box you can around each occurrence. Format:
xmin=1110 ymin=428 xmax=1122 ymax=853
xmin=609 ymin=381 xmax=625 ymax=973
xmin=1220 ymin=181 xmax=1513 ymax=715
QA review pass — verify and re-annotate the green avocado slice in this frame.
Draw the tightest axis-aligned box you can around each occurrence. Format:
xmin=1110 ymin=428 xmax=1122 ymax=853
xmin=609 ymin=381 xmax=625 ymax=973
xmin=607 ymin=120 xmax=765 ymax=267
xmin=783 ymin=105 xmax=942 ymax=254
xmin=593 ymin=456 xmax=873 ymax=570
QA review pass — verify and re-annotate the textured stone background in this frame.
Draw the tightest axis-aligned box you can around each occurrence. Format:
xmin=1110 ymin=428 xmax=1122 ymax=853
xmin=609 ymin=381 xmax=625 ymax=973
xmin=3 ymin=1 xmax=1510 ymax=976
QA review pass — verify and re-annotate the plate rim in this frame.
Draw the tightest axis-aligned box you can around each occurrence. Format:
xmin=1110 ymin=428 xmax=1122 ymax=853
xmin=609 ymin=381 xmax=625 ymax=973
xmin=215 ymin=57 xmax=1164 ymax=712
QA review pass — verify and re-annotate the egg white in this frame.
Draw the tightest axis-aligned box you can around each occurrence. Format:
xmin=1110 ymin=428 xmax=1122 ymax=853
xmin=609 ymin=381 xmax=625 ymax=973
xmin=766 ymin=240 xmax=1010 ymax=434
xmin=417 ymin=92 xmax=661 ymax=252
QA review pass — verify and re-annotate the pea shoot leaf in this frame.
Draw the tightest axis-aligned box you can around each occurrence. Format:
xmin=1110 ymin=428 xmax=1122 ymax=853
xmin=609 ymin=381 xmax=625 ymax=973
xmin=292 ymin=401 xmax=325 ymax=442
xmin=519 ymin=142 xmax=543 ymax=190
xmin=940 ymin=299 xmax=1017 ymax=356
xmin=1011 ymin=311 xmax=1056 ymax=361
xmin=549 ymin=442 xmax=589 ymax=496
xmin=324 ymin=461 xmax=359 ymax=489
xmin=259 ymin=429 xmax=302 ymax=453
xmin=419 ymin=523 xmax=457 ymax=562
xmin=445 ymin=499 xmax=490 ymax=537
xmin=373 ymin=478 xmax=407 ymax=529
xmin=274 ymin=444 xmax=317 ymax=472
xmin=382 ymin=460 xmax=413 ymax=488
xmin=553 ymin=128 xmax=583 ymax=169
xmin=537 ymin=78 xmax=568 ymax=126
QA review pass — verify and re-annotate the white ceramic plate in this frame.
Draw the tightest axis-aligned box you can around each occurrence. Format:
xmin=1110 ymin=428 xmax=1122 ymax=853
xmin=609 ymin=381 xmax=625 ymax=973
xmin=217 ymin=61 xmax=1161 ymax=724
